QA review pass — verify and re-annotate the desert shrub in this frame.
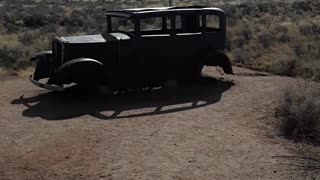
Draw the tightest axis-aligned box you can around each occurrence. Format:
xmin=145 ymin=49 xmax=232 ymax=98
xmin=257 ymin=3 xmax=272 ymax=14
xmin=295 ymin=57 xmax=320 ymax=81
xmin=18 ymin=33 xmax=35 ymax=46
xmin=232 ymin=36 xmax=247 ymax=48
xmin=23 ymin=14 xmax=50 ymax=28
xmin=277 ymin=33 xmax=290 ymax=43
xmin=0 ymin=46 xmax=24 ymax=68
xmin=232 ymin=48 xmax=250 ymax=64
xmin=258 ymin=32 xmax=274 ymax=49
xmin=299 ymin=23 xmax=313 ymax=36
xmin=62 ymin=10 xmax=85 ymax=28
xmin=269 ymin=57 xmax=297 ymax=76
xmin=238 ymin=26 xmax=252 ymax=40
xmin=292 ymin=1 xmax=312 ymax=12
xmin=257 ymin=15 xmax=272 ymax=25
xmin=270 ymin=25 xmax=290 ymax=43
xmin=276 ymin=85 xmax=320 ymax=144
xmin=238 ymin=3 xmax=254 ymax=17
xmin=292 ymin=43 xmax=310 ymax=58
xmin=226 ymin=17 xmax=237 ymax=27
xmin=273 ymin=25 xmax=289 ymax=35
xmin=39 ymin=24 xmax=58 ymax=34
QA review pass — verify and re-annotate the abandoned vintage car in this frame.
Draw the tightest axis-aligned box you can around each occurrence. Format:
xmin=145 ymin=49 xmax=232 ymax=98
xmin=29 ymin=6 xmax=233 ymax=91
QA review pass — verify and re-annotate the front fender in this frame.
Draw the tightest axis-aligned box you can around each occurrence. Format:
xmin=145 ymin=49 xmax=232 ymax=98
xmin=30 ymin=51 xmax=52 ymax=62
xmin=30 ymin=51 xmax=53 ymax=80
xmin=47 ymin=58 xmax=104 ymax=86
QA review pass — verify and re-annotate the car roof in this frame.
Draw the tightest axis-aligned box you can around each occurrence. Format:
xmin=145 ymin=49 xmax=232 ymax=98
xmin=106 ymin=6 xmax=224 ymax=18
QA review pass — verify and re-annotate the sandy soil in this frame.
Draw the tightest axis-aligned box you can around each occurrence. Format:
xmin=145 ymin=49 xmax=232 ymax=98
xmin=0 ymin=67 xmax=312 ymax=179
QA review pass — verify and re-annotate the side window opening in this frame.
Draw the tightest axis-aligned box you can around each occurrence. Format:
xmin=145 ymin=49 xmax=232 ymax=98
xmin=165 ymin=16 xmax=171 ymax=30
xmin=141 ymin=17 xmax=162 ymax=31
xmin=176 ymin=15 xmax=182 ymax=31
xmin=206 ymin=15 xmax=220 ymax=32
xmin=177 ymin=14 xmax=202 ymax=35
xmin=140 ymin=16 xmax=171 ymax=36
xmin=110 ymin=17 xmax=135 ymax=32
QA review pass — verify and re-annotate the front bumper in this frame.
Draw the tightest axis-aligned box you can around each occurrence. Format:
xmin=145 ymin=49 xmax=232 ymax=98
xmin=29 ymin=75 xmax=64 ymax=92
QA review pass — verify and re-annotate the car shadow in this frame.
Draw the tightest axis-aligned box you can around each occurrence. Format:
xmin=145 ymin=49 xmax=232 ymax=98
xmin=11 ymin=76 xmax=235 ymax=121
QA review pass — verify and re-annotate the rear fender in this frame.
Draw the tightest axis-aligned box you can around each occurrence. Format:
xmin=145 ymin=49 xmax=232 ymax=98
xmin=204 ymin=50 xmax=234 ymax=74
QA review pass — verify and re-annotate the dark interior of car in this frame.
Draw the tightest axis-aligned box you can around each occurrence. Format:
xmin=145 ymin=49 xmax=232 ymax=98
xmin=109 ymin=14 xmax=220 ymax=38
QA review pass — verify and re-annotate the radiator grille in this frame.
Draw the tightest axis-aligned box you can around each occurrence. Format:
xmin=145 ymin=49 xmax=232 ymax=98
xmin=52 ymin=39 xmax=64 ymax=71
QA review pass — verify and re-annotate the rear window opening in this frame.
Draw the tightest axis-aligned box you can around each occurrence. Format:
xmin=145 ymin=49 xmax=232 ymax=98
xmin=206 ymin=15 xmax=220 ymax=32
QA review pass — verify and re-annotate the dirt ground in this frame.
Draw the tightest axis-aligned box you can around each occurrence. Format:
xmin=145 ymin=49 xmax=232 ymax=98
xmin=0 ymin=67 xmax=315 ymax=179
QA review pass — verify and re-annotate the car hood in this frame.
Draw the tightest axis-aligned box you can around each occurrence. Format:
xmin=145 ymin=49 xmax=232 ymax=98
xmin=60 ymin=33 xmax=131 ymax=44
xmin=62 ymin=34 xmax=107 ymax=44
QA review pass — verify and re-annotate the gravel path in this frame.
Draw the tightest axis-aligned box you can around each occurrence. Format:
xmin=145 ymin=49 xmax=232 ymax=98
xmin=0 ymin=67 xmax=306 ymax=179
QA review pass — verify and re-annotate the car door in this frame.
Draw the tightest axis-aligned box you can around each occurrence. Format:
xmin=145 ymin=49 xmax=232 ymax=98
xmin=135 ymin=15 xmax=177 ymax=79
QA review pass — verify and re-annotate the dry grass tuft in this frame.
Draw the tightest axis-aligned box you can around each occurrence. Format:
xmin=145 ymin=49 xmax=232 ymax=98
xmin=276 ymin=82 xmax=320 ymax=144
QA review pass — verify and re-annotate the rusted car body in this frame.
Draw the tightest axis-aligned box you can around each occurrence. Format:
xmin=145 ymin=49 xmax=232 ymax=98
xmin=30 ymin=6 xmax=233 ymax=91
